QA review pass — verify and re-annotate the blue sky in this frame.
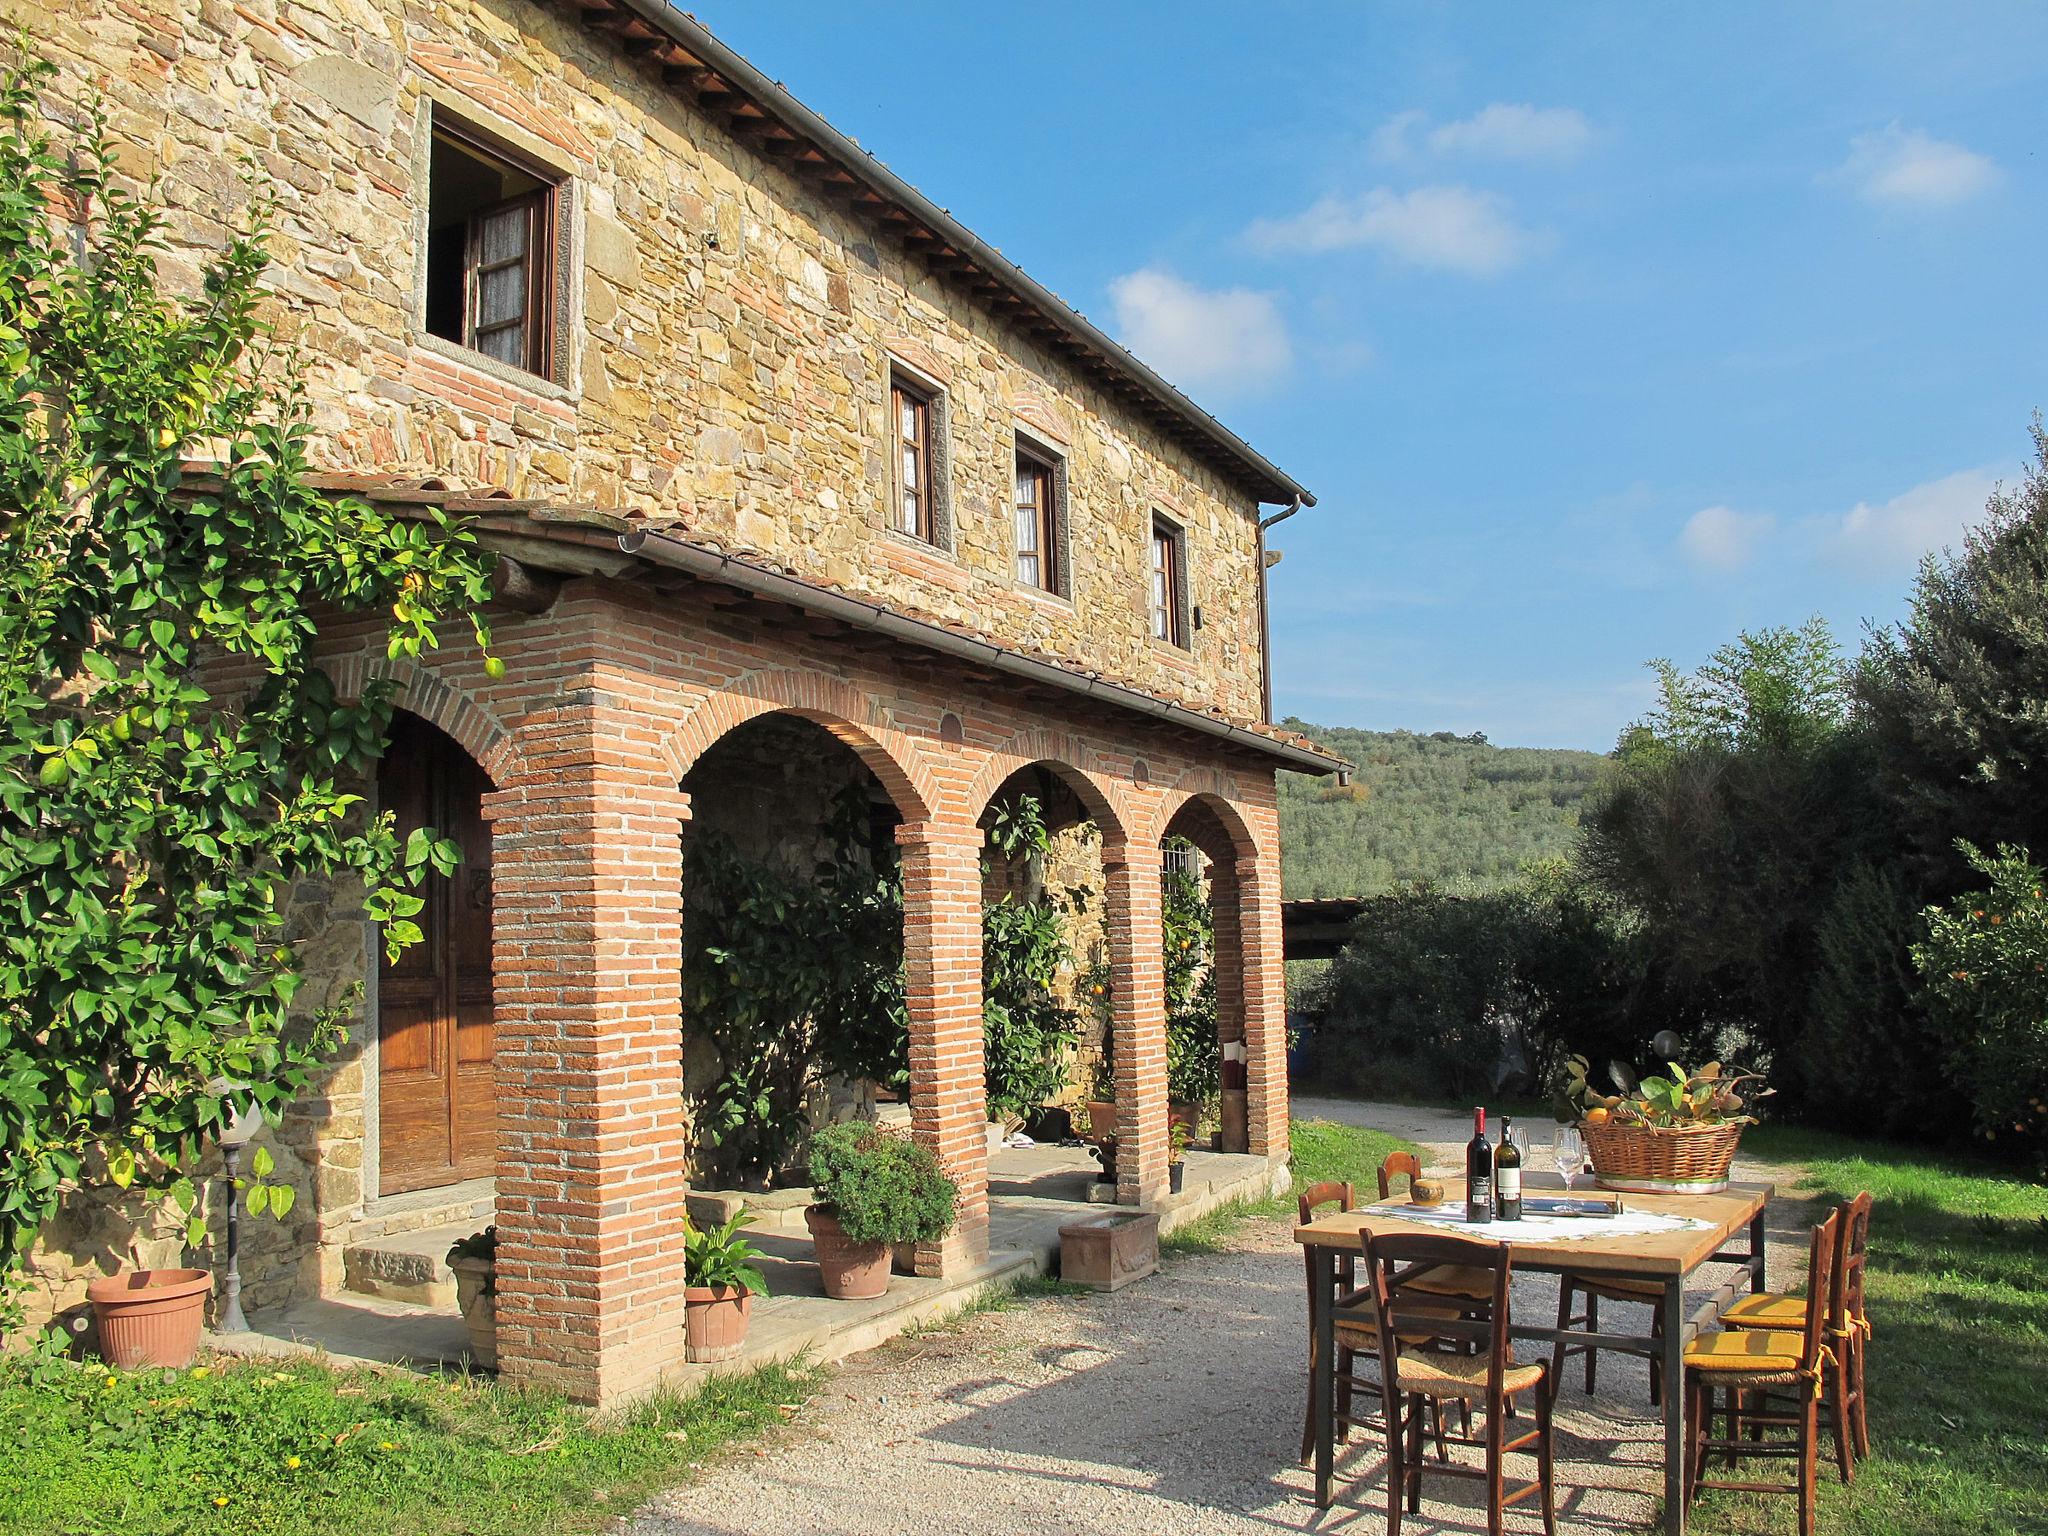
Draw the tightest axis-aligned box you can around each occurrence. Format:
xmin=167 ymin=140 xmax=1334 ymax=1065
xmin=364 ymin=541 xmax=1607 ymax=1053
xmin=686 ymin=1 xmax=2048 ymax=749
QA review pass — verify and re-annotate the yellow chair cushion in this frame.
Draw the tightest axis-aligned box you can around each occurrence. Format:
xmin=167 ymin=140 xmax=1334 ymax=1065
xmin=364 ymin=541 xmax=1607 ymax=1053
xmin=1683 ymin=1329 xmax=1813 ymax=1387
xmin=1405 ymin=1264 xmax=1495 ymax=1302
xmin=1393 ymin=1347 xmax=1544 ymax=1400
xmin=1722 ymin=1293 xmax=1809 ymax=1331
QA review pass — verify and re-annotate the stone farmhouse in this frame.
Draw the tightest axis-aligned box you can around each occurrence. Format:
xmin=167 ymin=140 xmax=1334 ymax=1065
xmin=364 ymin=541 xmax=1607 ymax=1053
xmin=19 ymin=0 xmax=1342 ymax=1402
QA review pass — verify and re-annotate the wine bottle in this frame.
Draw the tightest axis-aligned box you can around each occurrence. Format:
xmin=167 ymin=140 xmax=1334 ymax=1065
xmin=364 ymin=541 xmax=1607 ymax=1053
xmin=1465 ymin=1107 xmax=1493 ymax=1223
xmin=1496 ymin=1115 xmax=1523 ymax=1220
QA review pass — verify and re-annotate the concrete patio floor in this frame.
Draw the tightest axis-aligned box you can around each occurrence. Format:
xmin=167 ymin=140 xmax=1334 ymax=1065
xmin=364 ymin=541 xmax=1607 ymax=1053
xmin=205 ymin=1142 xmax=1288 ymax=1385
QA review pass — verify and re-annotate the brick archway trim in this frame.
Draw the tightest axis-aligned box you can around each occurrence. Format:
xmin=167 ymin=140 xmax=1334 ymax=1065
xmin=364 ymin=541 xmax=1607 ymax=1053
xmin=1148 ymin=773 xmax=1263 ymax=860
xmin=329 ymin=652 xmax=519 ymax=785
xmin=960 ymin=727 xmax=1135 ymax=845
xmin=659 ymin=668 xmax=939 ymax=820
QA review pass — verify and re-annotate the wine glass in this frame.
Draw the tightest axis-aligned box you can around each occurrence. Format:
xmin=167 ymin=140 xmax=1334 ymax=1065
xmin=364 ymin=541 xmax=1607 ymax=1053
xmin=1552 ymin=1127 xmax=1585 ymax=1192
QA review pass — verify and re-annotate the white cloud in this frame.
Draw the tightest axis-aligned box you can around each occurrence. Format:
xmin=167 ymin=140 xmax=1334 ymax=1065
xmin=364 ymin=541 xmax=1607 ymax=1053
xmin=1835 ymin=125 xmax=2000 ymax=208
xmin=1244 ymin=185 xmax=1541 ymax=275
xmin=1824 ymin=468 xmax=1997 ymax=573
xmin=1372 ymin=104 xmax=1594 ymax=164
xmin=1680 ymin=505 xmax=1778 ymax=573
xmin=1105 ymin=268 xmax=1291 ymax=392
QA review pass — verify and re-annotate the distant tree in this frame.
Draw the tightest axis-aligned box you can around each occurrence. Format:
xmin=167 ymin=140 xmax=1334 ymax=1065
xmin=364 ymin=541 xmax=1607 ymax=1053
xmin=1857 ymin=422 xmax=2048 ymax=895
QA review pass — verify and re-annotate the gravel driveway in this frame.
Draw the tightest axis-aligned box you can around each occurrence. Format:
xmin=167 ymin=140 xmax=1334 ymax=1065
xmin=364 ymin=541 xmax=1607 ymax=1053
xmin=630 ymin=1102 xmax=1815 ymax=1536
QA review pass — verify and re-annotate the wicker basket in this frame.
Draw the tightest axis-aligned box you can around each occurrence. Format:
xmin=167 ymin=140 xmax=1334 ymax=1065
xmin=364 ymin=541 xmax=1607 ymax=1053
xmin=1581 ymin=1119 xmax=1744 ymax=1194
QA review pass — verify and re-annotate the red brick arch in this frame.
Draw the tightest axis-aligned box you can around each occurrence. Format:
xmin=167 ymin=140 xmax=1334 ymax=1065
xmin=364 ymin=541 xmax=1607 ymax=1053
xmin=658 ymin=668 xmax=938 ymax=820
xmin=329 ymin=652 xmax=520 ymax=784
xmin=959 ymin=727 xmax=1135 ymax=845
xmin=1147 ymin=773 xmax=1264 ymax=861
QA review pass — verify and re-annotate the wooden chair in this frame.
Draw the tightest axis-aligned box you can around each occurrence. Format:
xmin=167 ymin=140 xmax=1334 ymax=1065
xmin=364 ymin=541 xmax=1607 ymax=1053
xmin=1551 ymin=1268 xmax=1669 ymax=1405
xmin=1298 ymin=1181 xmax=1457 ymax=1464
xmin=1723 ymin=1191 xmax=1871 ymax=1476
xmin=1364 ymin=1231 xmax=1557 ymax=1536
xmin=1683 ymin=1209 xmax=1841 ymax=1536
xmin=1378 ymin=1153 xmax=1493 ymax=1305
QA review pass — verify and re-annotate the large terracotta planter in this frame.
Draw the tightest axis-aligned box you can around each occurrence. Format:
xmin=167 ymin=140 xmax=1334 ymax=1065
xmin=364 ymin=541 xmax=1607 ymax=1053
xmin=448 ymin=1254 xmax=498 ymax=1370
xmin=805 ymin=1205 xmax=890 ymax=1300
xmin=684 ymin=1283 xmax=753 ymax=1363
xmin=86 ymin=1268 xmax=211 ymax=1369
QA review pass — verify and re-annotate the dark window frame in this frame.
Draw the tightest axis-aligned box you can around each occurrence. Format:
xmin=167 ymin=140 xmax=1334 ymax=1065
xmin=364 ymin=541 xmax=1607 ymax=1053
xmin=1150 ymin=514 xmax=1189 ymax=647
xmin=425 ymin=114 xmax=568 ymax=384
xmin=1014 ymin=444 xmax=1060 ymax=594
xmin=892 ymin=374 xmax=935 ymax=542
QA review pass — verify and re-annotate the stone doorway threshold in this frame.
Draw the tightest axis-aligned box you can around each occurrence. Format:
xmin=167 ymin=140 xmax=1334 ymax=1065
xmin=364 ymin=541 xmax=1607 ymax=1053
xmin=203 ymin=1145 xmax=1285 ymax=1390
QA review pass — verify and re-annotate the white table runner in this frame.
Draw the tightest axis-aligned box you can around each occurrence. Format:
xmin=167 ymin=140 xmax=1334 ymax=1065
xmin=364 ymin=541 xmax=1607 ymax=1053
xmin=1361 ymin=1202 xmax=1709 ymax=1244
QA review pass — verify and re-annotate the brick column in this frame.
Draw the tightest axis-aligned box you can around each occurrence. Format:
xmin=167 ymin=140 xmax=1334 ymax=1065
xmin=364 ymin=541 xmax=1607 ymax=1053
xmin=1207 ymin=856 xmax=1250 ymax=1153
xmin=480 ymin=745 xmax=691 ymax=1406
xmin=896 ymin=820 xmax=988 ymax=1276
xmin=1103 ymin=840 xmax=1169 ymax=1204
xmin=1236 ymin=851 xmax=1290 ymax=1160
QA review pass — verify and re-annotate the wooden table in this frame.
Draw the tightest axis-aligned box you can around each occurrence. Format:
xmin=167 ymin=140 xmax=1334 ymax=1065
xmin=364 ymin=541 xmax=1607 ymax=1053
xmin=1295 ymin=1177 xmax=1773 ymax=1536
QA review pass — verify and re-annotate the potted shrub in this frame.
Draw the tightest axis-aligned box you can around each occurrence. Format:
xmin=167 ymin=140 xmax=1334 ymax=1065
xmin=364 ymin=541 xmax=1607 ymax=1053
xmin=86 ymin=1267 xmax=213 ymax=1370
xmin=1167 ymin=1121 xmax=1191 ymax=1195
xmin=445 ymin=1227 xmax=497 ymax=1370
xmin=1561 ymin=1055 xmax=1771 ymax=1194
xmin=684 ymin=1209 xmax=769 ymax=1363
xmin=804 ymin=1122 xmax=958 ymax=1299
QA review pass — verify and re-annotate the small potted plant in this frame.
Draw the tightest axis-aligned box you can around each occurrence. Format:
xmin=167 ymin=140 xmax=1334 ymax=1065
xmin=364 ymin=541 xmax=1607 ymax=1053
xmin=445 ymin=1226 xmax=497 ymax=1369
xmin=804 ymin=1122 xmax=958 ymax=1299
xmin=684 ymin=1209 xmax=769 ymax=1363
xmin=1167 ymin=1121 xmax=1191 ymax=1195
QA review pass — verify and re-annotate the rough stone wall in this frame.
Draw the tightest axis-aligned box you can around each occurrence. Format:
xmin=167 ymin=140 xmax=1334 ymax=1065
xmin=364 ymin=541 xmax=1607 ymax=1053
xmin=15 ymin=0 xmax=1278 ymax=725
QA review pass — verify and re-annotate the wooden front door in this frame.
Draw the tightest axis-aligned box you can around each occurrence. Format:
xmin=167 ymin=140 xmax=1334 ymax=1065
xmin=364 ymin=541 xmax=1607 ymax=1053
xmin=376 ymin=713 xmax=497 ymax=1196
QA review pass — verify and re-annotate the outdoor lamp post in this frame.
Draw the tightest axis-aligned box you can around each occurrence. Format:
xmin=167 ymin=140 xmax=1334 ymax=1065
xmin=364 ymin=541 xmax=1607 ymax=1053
xmin=213 ymin=1093 xmax=265 ymax=1334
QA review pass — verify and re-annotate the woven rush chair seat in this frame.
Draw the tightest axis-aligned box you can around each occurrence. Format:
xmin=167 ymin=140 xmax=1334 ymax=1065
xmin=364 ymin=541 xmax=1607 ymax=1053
xmin=1333 ymin=1298 xmax=1463 ymax=1352
xmin=1394 ymin=1347 xmax=1547 ymax=1400
xmin=1404 ymin=1264 xmax=1496 ymax=1302
xmin=1573 ymin=1272 xmax=1665 ymax=1301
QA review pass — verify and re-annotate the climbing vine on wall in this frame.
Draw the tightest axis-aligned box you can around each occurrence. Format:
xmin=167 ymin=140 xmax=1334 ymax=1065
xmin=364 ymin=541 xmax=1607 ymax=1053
xmin=0 ymin=56 xmax=497 ymax=1327
xmin=980 ymin=797 xmax=1086 ymax=1124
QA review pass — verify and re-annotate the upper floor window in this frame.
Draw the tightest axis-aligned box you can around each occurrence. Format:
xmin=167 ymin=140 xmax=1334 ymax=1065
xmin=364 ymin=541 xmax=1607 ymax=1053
xmin=424 ymin=118 xmax=563 ymax=380
xmin=1150 ymin=515 xmax=1188 ymax=647
xmin=892 ymin=374 xmax=936 ymax=542
xmin=1014 ymin=445 xmax=1060 ymax=594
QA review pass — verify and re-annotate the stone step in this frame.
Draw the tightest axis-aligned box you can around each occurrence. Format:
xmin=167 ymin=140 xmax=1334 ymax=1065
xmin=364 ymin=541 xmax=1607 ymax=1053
xmin=341 ymin=1220 xmax=479 ymax=1309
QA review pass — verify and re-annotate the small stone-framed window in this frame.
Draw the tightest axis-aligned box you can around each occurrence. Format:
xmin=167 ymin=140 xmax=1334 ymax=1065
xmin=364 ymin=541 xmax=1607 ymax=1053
xmin=888 ymin=364 xmax=953 ymax=550
xmin=1013 ymin=435 xmax=1071 ymax=597
xmin=1150 ymin=513 xmax=1190 ymax=648
xmin=423 ymin=113 xmax=569 ymax=382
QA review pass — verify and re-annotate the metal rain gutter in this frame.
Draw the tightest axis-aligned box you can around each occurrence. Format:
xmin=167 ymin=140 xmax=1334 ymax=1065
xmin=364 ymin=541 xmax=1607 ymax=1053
xmin=619 ymin=527 xmax=1342 ymax=777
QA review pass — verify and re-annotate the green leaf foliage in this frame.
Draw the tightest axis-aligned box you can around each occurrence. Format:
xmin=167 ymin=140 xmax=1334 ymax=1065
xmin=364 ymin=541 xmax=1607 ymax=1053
xmin=0 ymin=52 xmax=494 ymax=1327
xmin=682 ymin=1209 xmax=769 ymax=1297
xmin=805 ymin=1120 xmax=957 ymax=1246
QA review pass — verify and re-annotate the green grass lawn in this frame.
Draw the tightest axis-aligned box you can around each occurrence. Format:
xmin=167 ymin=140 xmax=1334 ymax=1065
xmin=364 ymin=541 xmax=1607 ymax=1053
xmin=1690 ymin=1129 xmax=2048 ymax=1536
xmin=0 ymin=1352 xmax=819 ymax=1536
xmin=1161 ymin=1116 xmax=1420 ymax=1255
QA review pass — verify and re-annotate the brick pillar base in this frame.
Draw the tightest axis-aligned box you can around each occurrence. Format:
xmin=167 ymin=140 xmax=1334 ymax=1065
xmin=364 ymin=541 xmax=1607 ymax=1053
xmin=1104 ymin=840 xmax=1168 ymax=1204
xmin=1236 ymin=851 xmax=1290 ymax=1161
xmin=897 ymin=820 xmax=988 ymax=1275
xmin=481 ymin=759 xmax=692 ymax=1406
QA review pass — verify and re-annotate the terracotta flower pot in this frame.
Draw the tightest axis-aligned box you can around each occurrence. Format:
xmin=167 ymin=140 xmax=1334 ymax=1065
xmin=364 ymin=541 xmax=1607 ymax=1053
xmin=86 ymin=1268 xmax=211 ymax=1370
xmin=448 ymin=1254 xmax=498 ymax=1370
xmin=805 ymin=1205 xmax=890 ymax=1300
xmin=684 ymin=1283 xmax=754 ymax=1363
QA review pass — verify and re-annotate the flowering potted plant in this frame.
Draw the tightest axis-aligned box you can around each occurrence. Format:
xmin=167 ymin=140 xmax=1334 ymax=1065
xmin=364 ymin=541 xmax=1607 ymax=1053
xmin=684 ymin=1209 xmax=769 ymax=1362
xmin=804 ymin=1122 xmax=957 ymax=1299
xmin=1561 ymin=1055 xmax=1771 ymax=1194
